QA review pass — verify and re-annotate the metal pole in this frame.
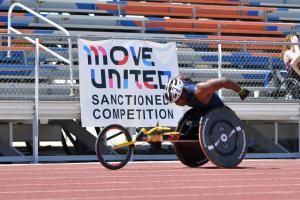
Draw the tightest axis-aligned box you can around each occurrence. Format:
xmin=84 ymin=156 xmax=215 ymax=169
xmin=32 ymin=38 xmax=40 ymax=163
xmin=217 ymin=41 xmax=223 ymax=99
xmin=298 ymin=120 xmax=300 ymax=153
xmin=9 ymin=122 xmax=13 ymax=147
xmin=7 ymin=4 xmax=12 ymax=58
xmin=275 ymin=122 xmax=278 ymax=145
xmin=68 ymin=37 xmax=74 ymax=96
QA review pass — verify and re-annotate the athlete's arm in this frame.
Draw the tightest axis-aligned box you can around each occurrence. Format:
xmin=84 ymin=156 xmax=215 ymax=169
xmin=194 ymin=78 xmax=249 ymax=103
xmin=197 ymin=78 xmax=241 ymax=94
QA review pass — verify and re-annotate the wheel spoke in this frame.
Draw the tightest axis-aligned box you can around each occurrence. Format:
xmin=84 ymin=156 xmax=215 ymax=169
xmin=107 ymin=131 xmax=124 ymax=141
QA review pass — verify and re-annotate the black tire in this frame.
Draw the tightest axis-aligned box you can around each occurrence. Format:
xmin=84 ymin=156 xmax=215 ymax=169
xmin=95 ymin=124 xmax=133 ymax=170
xmin=174 ymin=108 xmax=209 ymax=167
xmin=199 ymin=106 xmax=247 ymax=168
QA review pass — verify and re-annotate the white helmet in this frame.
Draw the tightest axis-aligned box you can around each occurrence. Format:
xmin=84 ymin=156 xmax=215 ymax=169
xmin=164 ymin=78 xmax=184 ymax=103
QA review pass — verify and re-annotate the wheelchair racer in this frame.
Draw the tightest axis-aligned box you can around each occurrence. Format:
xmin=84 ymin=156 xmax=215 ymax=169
xmin=164 ymin=75 xmax=250 ymax=109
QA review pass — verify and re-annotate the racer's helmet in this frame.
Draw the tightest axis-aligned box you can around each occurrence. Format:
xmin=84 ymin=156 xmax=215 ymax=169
xmin=164 ymin=77 xmax=184 ymax=103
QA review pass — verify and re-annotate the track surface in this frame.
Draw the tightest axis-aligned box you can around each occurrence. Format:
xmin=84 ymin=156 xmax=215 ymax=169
xmin=0 ymin=160 xmax=300 ymax=200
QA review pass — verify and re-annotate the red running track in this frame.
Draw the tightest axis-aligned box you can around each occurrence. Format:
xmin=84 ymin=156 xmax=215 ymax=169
xmin=0 ymin=160 xmax=300 ymax=200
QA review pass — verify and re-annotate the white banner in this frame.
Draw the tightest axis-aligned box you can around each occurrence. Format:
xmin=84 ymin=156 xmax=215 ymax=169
xmin=78 ymin=39 xmax=182 ymax=127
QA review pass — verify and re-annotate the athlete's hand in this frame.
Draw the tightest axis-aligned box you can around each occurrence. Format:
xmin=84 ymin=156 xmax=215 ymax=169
xmin=239 ymin=88 xmax=250 ymax=100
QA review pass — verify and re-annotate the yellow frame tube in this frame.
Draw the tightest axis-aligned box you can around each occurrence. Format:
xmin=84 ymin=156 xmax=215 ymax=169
xmin=113 ymin=140 xmax=136 ymax=150
xmin=145 ymin=127 xmax=171 ymax=135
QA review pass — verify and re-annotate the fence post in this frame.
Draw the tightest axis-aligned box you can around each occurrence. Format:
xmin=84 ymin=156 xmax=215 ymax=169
xmin=9 ymin=122 xmax=13 ymax=147
xmin=274 ymin=122 xmax=278 ymax=145
xmin=32 ymin=37 xmax=40 ymax=163
xmin=68 ymin=36 xmax=74 ymax=95
xmin=298 ymin=120 xmax=300 ymax=154
xmin=217 ymin=40 xmax=223 ymax=99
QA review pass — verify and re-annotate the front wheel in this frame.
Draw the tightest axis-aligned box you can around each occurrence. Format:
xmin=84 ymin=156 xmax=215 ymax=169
xmin=95 ymin=124 xmax=133 ymax=170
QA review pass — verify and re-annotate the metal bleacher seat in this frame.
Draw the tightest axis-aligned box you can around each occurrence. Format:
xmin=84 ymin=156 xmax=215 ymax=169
xmin=122 ymin=0 xmax=300 ymax=8
xmin=119 ymin=0 xmax=300 ymax=22
xmin=0 ymin=12 xmax=295 ymax=36
xmin=74 ymin=1 xmax=272 ymax=20
xmin=0 ymin=0 xmax=297 ymax=35
xmin=0 ymin=0 xmax=276 ymax=20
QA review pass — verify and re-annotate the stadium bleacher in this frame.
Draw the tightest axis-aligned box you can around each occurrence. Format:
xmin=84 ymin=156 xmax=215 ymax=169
xmin=0 ymin=0 xmax=296 ymax=118
xmin=0 ymin=1 xmax=298 ymax=34
xmin=1 ymin=0 xmax=298 ymax=41
xmin=1 ymin=0 xmax=299 ymax=101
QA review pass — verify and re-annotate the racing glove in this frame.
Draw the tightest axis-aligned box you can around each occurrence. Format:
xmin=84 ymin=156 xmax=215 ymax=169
xmin=238 ymin=87 xmax=250 ymax=100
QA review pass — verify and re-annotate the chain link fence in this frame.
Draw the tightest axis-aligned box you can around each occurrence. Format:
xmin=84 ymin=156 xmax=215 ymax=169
xmin=0 ymin=33 xmax=78 ymax=101
xmin=0 ymin=33 xmax=299 ymax=102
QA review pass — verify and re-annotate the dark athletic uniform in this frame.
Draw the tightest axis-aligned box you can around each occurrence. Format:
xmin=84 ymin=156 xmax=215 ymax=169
xmin=184 ymin=83 xmax=224 ymax=110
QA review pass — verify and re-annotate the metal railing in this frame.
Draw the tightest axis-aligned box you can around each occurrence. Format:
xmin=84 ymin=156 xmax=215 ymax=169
xmin=7 ymin=3 xmax=74 ymax=92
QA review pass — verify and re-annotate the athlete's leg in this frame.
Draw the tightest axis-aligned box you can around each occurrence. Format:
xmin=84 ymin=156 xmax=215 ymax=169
xmin=290 ymin=56 xmax=300 ymax=76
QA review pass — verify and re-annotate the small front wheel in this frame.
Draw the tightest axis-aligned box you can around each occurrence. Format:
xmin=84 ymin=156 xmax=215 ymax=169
xmin=95 ymin=124 xmax=133 ymax=170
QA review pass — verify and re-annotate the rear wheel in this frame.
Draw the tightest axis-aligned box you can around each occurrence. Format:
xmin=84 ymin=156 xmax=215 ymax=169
xmin=174 ymin=108 xmax=209 ymax=167
xmin=95 ymin=124 xmax=133 ymax=170
xmin=174 ymin=134 xmax=208 ymax=167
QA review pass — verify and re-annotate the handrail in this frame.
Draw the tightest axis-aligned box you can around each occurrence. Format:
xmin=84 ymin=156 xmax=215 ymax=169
xmin=7 ymin=3 xmax=74 ymax=87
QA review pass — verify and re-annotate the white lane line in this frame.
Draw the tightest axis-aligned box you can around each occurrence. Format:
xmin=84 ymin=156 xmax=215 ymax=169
xmin=1 ymin=183 xmax=300 ymax=194
xmin=2 ymin=164 xmax=300 ymax=176
xmin=0 ymin=171 xmax=300 ymax=181
xmin=1 ymin=166 xmax=300 ymax=176
xmin=24 ymin=190 xmax=300 ymax=200
xmin=1 ymin=177 xmax=300 ymax=187
xmin=0 ymin=160 xmax=298 ymax=170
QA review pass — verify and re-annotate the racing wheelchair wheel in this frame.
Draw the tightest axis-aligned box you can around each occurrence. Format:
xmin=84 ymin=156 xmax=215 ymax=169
xmin=199 ymin=106 xmax=247 ymax=168
xmin=95 ymin=124 xmax=133 ymax=170
xmin=174 ymin=108 xmax=209 ymax=167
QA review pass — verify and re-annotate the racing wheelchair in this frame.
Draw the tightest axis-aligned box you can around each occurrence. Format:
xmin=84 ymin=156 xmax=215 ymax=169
xmin=96 ymin=106 xmax=247 ymax=170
